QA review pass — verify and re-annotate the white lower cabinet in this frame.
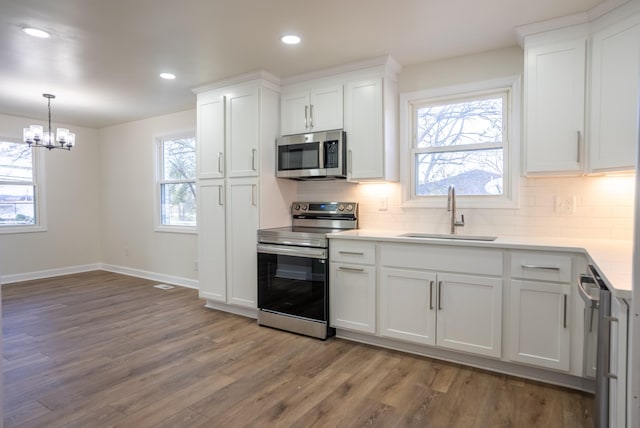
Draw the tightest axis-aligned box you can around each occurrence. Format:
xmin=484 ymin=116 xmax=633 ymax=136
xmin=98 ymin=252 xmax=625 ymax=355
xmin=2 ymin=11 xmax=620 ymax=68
xmin=379 ymin=267 xmax=502 ymax=358
xmin=330 ymin=263 xmax=376 ymax=333
xmin=198 ymin=178 xmax=258 ymax=309
xmin=508 ymin=279 xmax=571 ymax=371
xmin=435 ymin=273 xmax=502 ymax=358
xmin=379 ymin=268 xmax=436 ymax=345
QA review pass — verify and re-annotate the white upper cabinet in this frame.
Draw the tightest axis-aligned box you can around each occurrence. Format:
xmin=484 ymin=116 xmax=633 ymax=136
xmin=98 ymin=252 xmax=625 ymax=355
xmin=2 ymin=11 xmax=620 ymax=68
xmin=344 ymin=77 xmax=385 ymax=180
xmin=524 ymin=37 xmax=586 ymax=175
xmin=196 ymin=82 xmax=260 ymax=179
xmin=280 ymin=85 xmax=343 ymax=135
xmin=280 ymin=56 xmax=400 ymax=182
xmin=520 ymin=1 xmax=640 ymax=175
xmin=197 ymin=96 xmax=225 ymax=179
xmin=589 ymin=14 xmax=640 ymax=172
xmin=227 ymin=90 xmax=259 ymax=178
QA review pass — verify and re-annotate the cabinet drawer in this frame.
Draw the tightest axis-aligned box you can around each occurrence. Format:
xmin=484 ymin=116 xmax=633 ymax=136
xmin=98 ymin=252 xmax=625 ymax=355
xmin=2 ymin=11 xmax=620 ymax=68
xmin=380 ymin=243 xmax=503 ymax=276
xmin=510 ymin=252 xmax=573 ymax=283
xmin=330 ymin=240 xmax=376 ymax=265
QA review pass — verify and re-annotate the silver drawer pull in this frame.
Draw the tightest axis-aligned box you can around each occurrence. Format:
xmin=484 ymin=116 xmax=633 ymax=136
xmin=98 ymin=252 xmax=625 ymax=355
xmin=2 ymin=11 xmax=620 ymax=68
xmin=521 ymin=264 xmax=560 ymax=271
xmin=606 ymin=373 xmax=618 ymax=380
xmin=338 ymin=266 xmax=364 ymax=272
xmin=339 ymin=251 xmax=364 ymax=256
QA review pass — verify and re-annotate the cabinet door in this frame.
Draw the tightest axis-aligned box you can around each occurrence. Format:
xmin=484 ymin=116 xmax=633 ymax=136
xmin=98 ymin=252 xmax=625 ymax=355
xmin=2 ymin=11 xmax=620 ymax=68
xmin=589 ymin=16 xmax=640 ymax=172
xmin=309 ymin=86 xmax=343 ymax=132
xmin=379 ymin=268 xmax=436 ymax=345
xmin=509 ymin=280 xmax=571 ymax=371
xmin=344 ymin=77 xmax=384 ymax=180
xmin=436 ymin=273 xmax=502 ymax=358
xmin=227 ymin=89 xmax=259 ymax=178
xmin=330 ymin=263 xmax=376 ymax=333
xmin=197 ymin=97 xmax=225 ymax=179
xmin=281 ymin=91 xmax=310 ymax=136
xmin=524 ymin=39 xmax=586 ymax=174
xmin=198 ymin=181 xmax=226 ymax=301
xmin=226 ymin=179 xmax=258 ymax=308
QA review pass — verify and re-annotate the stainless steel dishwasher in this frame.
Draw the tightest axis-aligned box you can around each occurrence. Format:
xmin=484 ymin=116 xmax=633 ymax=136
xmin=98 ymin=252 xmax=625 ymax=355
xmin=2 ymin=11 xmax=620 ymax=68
xmin=579 ymin=264 xmax=613 ymax=428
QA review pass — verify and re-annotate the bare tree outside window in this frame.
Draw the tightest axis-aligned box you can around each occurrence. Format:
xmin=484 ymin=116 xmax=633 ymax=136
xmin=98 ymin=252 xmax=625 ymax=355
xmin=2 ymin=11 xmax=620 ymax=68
xmin=159 ymin=137 xmax=196 ymax=227
xmin=413 ymin=95 xmax=505 ymax=197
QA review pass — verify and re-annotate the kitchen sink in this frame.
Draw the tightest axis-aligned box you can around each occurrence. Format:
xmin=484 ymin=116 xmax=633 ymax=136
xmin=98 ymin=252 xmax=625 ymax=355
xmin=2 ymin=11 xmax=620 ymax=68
xmin=400 ymin=233 xmax=498 ymax=241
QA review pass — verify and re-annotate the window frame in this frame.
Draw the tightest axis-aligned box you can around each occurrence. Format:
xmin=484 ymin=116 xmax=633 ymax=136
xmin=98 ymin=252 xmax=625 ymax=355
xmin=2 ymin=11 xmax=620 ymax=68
xmin=0 ymin=138 xmax=46 ymax=234
xmin=400 ymin=76 xmax=521 ymax=209
xmin=154 ymin=132 xmax=197 ymax=234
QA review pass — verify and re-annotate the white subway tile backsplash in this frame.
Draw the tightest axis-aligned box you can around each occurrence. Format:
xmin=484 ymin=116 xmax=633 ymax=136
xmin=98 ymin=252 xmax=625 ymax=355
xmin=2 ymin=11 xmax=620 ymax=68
xmin=297 ymin=175 xmax=635 ymax=240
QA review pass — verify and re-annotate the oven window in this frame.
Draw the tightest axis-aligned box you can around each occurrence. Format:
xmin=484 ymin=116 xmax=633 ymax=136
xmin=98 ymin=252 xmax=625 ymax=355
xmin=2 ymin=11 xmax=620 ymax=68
xmin=278 ymin=142 xmax=320 ymax=170
xmin=258 ymin=253 xmax=328 ymax=321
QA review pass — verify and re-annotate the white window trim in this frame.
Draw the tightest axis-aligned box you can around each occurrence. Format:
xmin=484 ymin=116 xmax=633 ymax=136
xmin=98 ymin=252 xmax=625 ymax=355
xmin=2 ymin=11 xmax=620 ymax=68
xmin=153 ymin=131 xmax=197 ymax=234
xmin=399 ymin=75 xmax=521 ymax=209
xmin=0 ymin=138 xmax=47 ymax=234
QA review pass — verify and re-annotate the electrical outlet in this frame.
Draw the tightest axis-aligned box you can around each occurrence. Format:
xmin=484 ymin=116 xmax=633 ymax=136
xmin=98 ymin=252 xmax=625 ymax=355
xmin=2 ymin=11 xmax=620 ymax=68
xmin=124 ymin=247 xmax=129 ymax=257
xmin=554 ymin=195 xmax=576 ymax=215
xmin=194 ymin=260 xmax=199 ymax=271
xmin=378 ymin=197 xmax=388 ymax=211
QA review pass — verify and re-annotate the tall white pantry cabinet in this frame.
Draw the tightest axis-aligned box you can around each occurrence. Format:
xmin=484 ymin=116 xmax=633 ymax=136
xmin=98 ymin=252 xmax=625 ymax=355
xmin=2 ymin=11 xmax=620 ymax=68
xmin=194 ymin=73 xmax=295 ymax=316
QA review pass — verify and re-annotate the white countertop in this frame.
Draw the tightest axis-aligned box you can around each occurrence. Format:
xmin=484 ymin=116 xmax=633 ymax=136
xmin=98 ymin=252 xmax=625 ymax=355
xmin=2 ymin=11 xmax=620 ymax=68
xmin=328 ymin=229 xmax=634 ymax=299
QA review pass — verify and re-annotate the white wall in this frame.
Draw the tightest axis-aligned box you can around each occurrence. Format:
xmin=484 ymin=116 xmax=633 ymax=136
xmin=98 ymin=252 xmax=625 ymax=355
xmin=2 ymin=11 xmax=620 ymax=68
xmin=0 ymin=113 xmax=101 ymax=281
xmin=98 ymin=109 xmax=198 ymax=286
xmin=297 ymin=46 xmax=636 ymax=241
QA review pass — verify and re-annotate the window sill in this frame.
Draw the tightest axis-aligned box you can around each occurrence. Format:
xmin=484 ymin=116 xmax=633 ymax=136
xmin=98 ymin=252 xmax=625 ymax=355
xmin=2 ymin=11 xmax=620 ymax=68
xmin=154 ymin=225 xmax=197 ymax=235
xmin=0 ymin=224 xmax=46 ymax=235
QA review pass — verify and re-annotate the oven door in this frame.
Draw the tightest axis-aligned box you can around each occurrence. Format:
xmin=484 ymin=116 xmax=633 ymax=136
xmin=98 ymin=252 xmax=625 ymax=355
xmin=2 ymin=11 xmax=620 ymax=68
xmin=257 ymin=244 xmax=328 ymax=322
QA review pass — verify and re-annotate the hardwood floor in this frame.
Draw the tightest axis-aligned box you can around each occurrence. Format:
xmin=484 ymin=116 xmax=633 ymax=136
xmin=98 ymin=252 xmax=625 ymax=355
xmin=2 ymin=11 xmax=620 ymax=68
xmin=3 ymin=271 xmax=594 ymax=427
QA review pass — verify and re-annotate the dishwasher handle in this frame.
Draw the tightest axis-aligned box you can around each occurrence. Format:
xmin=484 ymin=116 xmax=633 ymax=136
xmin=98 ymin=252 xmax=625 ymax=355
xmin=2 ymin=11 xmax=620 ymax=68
xmin=578 ymin=274 xmax=599 ymax=308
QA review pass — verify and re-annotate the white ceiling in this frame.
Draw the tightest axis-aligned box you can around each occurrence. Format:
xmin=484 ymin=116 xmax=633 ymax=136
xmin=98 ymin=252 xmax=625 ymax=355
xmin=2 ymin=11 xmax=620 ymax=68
xmin=0 ymin=0 xmax=606 ymax=129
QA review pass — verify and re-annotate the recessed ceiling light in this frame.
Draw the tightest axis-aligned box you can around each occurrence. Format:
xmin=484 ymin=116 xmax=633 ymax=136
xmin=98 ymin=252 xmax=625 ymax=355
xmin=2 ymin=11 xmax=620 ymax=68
xmin=23 ymin=27 xmax=50 ymax=38
xmin=281 ymin=34 xmax=301 ymax=45
xmin=159 ymin=73 xmax=176 ymax=80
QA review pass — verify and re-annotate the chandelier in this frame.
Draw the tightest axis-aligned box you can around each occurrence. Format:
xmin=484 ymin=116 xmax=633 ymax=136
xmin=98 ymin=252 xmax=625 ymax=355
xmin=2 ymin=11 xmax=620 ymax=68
xmin=23 ymin=94 xmax=75 ymax=151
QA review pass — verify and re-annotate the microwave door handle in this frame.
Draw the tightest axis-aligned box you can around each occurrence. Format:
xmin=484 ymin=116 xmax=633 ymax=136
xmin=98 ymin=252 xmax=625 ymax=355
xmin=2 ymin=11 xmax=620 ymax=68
xmin=318 ymin=141 xmax=325 ymax=169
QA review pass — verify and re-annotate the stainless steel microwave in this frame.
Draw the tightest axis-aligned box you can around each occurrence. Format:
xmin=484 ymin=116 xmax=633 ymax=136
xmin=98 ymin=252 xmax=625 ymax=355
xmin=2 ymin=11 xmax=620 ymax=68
xmin=276 ymin=130 xmax=346 ymax=180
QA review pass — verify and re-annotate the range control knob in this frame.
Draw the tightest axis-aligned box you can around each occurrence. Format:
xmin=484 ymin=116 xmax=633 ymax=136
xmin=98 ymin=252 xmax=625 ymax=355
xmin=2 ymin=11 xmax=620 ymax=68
xmin=346 ymin=204 xmax=354 ymax=211
xmin=294 ymin=204 xmax=300 ymax=211
xmin=338 ymin=204 xmax=345 ymax=211
xmin=301 ymin=204 xmax=308 ymax=210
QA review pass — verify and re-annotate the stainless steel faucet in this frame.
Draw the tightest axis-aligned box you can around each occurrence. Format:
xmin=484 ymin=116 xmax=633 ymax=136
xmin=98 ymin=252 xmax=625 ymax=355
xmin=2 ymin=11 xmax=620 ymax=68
xmin=447 ymin=185 xmax=465 ymax=234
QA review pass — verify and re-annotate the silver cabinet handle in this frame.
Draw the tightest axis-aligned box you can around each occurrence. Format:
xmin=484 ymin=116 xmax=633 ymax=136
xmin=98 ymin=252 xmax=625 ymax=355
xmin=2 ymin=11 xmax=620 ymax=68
xmin=348 ymin=149 xmax=353 ymax=173
xmin=429 ymin=281 xmax=434 ymax=310
xmin=252 ymin=148 xmax=257 ymax=171
xmin=521 ymin=264 xmax=560 ymax=271
xmin=338 ymin=251 xmax=364 ymax=256
xmin=218 ymin=152 xmax=224 ymax=174
xmin=251 ymin=184 xmax=257 ymax=206
xmin=338 ymin=266 xmax=364 ymax=272
xmin=304 ymin=105 xmax=309 ymax=129
xmin=218 ymin=186 xmax=224 ymax=206
xmin=438 ymin=281 xmax=443 ymax=310
xmin=563 ymin=294 xmax=567 ymax=329
xmin=577 ymin=130 xmax=581 ymax=163
xmin=309 ymin=104 xmax=314 ymax=128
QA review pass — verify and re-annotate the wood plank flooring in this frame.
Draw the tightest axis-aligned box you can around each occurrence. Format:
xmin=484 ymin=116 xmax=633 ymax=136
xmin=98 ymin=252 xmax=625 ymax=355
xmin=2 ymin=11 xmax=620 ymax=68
xmin=2 ymin=271 xmax=594 ymax=427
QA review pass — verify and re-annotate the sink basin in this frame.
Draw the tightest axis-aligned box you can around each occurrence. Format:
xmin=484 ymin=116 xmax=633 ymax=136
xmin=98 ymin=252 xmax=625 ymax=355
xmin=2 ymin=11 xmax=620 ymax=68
xmin=400 ymin=233 xmax=498 ymax=242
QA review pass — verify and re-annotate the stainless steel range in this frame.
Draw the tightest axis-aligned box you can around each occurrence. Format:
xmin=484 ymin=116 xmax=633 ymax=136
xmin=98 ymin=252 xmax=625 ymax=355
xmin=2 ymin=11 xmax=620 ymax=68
xmin=257 ymin=201 xmax=358 ymax=339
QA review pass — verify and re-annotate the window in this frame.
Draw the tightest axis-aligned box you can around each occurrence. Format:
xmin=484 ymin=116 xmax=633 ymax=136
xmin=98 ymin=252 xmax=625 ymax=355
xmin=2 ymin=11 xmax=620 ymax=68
xmin=157 ymin=135 xmax=196 ymax=231
xmin=401 ymin=77 xmax=520 ymax=208
xmin=0 ymin=140 xmax=43 ymax=232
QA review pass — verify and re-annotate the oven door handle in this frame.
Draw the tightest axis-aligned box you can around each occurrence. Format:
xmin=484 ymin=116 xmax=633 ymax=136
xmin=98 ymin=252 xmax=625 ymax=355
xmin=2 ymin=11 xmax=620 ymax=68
xmin=257 ymin=243 xmax=327 ymax=259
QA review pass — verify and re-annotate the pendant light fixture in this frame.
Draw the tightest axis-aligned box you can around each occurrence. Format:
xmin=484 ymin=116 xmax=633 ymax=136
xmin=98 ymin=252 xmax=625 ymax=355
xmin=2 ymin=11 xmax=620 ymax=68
xmin=23 ymin=94 xmax=75 ymax=151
